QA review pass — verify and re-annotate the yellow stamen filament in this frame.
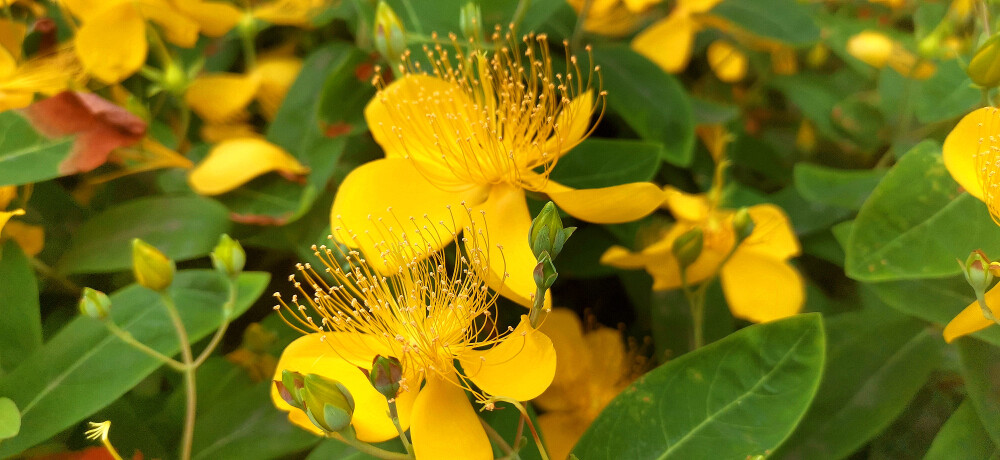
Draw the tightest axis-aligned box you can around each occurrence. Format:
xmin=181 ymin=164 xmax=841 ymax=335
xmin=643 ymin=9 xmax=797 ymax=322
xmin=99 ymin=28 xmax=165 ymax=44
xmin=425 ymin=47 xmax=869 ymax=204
xmin=370 ymin=25 xmax=606 ymax=192
xmin=976 ymin=107 xmax=1000 ymax=225
xmin=85 ymin=421 xmax=124 ymax=460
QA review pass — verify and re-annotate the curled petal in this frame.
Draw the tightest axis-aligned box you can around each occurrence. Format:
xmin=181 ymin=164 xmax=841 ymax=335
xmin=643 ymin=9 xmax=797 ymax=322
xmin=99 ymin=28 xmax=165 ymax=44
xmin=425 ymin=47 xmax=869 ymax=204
xmin=460 ymin=316 xmax=557 ymax=401
xmin=188 ymin=138 xmax=308 ymax=196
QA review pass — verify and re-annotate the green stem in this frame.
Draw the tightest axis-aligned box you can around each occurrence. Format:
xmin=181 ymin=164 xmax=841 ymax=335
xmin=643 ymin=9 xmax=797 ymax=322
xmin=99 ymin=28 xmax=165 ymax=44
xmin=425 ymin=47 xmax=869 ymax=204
xmin=104 ymin=320 xmax=187 ymax=371
xmin=511 ymin=0 xmax=531 ymax=30
xmin=980 ymin=0 xmax=992 ymax=37
xmin=192 ymin=278 xmax=238 ymax=368
xmin=528 ymin=285 xmax=546 ymax=328
xmin=570 ymin=0 xmax=593 ymax=49
xmin=399 ymin=0 xmax=423 ymax=34
xmin=240 ymin=21 xmax=257 ymax=70
xmin=387 ymin=400 xmax=414 ymax=458
xmin=160 ymin=292 xmax=197 ymax=460
xmin=480 ymin=416 xmax=519 ymax=459
xmin=508 ymin=401 xmax=549 ymax=460
xmin=28 ymin=257 xmax=81 ymax=294
xmin=329 ymin=432 xmax=413 ymax=460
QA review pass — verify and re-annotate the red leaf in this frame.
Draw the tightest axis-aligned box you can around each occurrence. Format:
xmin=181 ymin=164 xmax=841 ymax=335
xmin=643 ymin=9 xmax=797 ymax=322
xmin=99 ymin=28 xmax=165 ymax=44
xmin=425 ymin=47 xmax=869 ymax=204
xmin=229 ymin=212 xmax=292 ymax=226
xmin=20 ymin=91 xmax=147 ymax=175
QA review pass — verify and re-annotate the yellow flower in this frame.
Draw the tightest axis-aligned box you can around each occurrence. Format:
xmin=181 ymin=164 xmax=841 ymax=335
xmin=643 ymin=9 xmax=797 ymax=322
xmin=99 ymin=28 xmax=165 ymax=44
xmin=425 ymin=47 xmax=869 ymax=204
xmin=251 ymin=0 xmax=331 ymax=27
xmin=942 ymin=107 xmax=1000 ymax=341
xmin=271 ymin=210 xmax=556 ymax=459
xmin=0 ymin=208 xmax=23 ymax=235
xmin=185 ymin=53 xmax=304 ymax=124
xmin=534 ymin=308 xmax=638 ymax=460
xmin=846 ymin=30 xmax=935 ymax=79
xmin=187 ymin=138 xmax=308 ymax=196
xmin=631 ymin=0 xmax=723 ymax=73
xmin=332 ymin=29 xmax=665 ymax=307
xmin=0 ymin=19 xmax=81 ymax=111
xmin=0 ymin=186 xmax=43 ymax=256
xmin=706 ymin=40 xmax=748 ymax=83
xmin=566 ymin=0 xmax=656 ymax=37
xmin=62 ymin=0 xmax=238 ymax=83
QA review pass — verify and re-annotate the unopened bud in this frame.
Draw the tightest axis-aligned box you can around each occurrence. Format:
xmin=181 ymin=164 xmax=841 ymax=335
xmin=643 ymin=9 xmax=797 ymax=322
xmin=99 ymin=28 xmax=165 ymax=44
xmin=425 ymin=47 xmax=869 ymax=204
xmin=533 ymin=253 xmax=559 ymax=290
xmin=968 ymin=35 xmax=1000 ymax=88
xmin=460 ymin=2 xmax=482 ymax=41
xmin=732 ymin=208 xmax=755 ymax=243
xmin=211 ymin=234 xmax=245 ymax=277
xmin=528 ymin=201 xmax=576 ymax=261
xmin=672 ymin=227 xmax=703 ymax=270
xmin=373 ymin=1 xmax=406 ymax=64
xmin=302 ymin=373 xmax=355 ymax=433
xmin=161 ymin=61 xmax=189 ymax=96
xmin=847 ymin=31 xmax=893 ymax=68
xmin=275 ymin=370 xmax=306 ymax=410
xmin=132 ymin=239 xmax=174 ymax=291
xmin=806 ymin=43 xmax=829 ymax=69
xmin=79 ymin=287 xmax=111 ymax=320
xmin=364 ymin=355 xmax=402 ymax=400
xmin=963 ymin=250 xmax=995 ymax=294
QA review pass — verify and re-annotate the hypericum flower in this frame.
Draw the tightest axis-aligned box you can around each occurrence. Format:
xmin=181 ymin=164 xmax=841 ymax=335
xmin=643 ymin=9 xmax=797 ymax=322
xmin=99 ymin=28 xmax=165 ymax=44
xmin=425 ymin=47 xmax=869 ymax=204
xmin=61 ymin=0 xmax=239 ymax=83
xmin=271 ymin=209 xmax=556 ymax=459
xmin=706 ymin=40 xmax=748 ymax=83
xmin=846 ymin=30 xmax=935 ymax=79
xmin=332 ymin=27 xmax=665 ymax=307
xmin=186 ymin=53 xmax=304 ymax=124
xmin=534 ymin=308 xmax=642 ymax=460
xmin=566 ymin=0 xmax=657 ymax=37
xmin=942 ymin=107 xmax=1000 ymax=341
xmin=601 ymin=129 xmax=804 ymax=323
xmin=187 ymin=138 xmax=308 ymax=196
xmin=0 ymin=19 xmax=81 ymax=112
xmin=631 ymin=0 xmax=723 ymax=73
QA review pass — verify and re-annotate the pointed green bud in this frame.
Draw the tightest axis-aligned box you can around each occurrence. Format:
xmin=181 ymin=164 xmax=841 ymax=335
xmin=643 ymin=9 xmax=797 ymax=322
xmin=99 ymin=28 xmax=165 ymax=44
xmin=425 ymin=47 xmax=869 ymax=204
xmin=211 ymin=234 xmax=245 ymax=277
xmin=528 ymin=201 xmax=576 ymax=261
xmin=79 ymin=287 xmax=111 ymax=320
xmin=373 ymin=1 xmax=406 ymax=64
xmin=364 ymin=355 xmax=403 ymax=400
xmin=275 ymin=370 xmax=306 ymax=410
xmin=963 ymin=250 xmax=995 ymax=294
xmin=460 ymin=2 xmax=482 ymax=41
xmin=533 ymin=252 xmax=559 ymax=290
xmin=732 ymin=208 xmax=755 ymax=244
xmin=968 ymin=34 xmax=1000 ymax=88
xmin=672 ymin=228 xmax=703 ymax=271
xmin=132 ymin=239 xmax=175 ymax=291
xmin=302 ymin=374 xmax=355 ymax=433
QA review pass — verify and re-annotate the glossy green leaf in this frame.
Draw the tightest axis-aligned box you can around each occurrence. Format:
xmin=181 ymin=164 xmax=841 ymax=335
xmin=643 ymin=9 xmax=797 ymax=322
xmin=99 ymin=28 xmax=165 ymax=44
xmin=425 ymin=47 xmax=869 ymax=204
xmin=0 ymin=241 xmax=41 ymax=375
xmin=924 ymin=400 xmax=997 ymax=460
xmin=958 ymin=338 xmax=1000 ymax=446
xmin=772 ymin=308 xmax=941 ymax=459
xmin=592 ymin=45 xmax=695 ymax=166
xmin=793 ymin=163 xmax=886 ymax=211
xmin=573 ymin=313 xmax=825 ymax=459
xmin=58 ymin=196 xmax=231 ymax=274
xmin=915 ymin=60 xmax=981 ymax=125
xmin=845 ymin=141 xmax=1000 ymax=281
xmin=0 ymin=270 xmax=269 ymax=457
xmin=0 ymin=398 xmax=18 ymax=441
xmin=711 ymin=0 xmax=820 ymax=46
xmin=549 ymin=139 xmax=662 ymax=189
xmin=0 ymin=111 xmax=73 ymax=187
xmin=384 ymin=0 xmax=562 ymax=35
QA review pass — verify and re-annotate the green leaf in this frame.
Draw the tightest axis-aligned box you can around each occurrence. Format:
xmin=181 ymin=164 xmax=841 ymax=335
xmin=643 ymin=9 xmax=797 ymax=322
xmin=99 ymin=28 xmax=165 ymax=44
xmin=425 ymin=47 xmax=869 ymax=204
xmin=772 ymin=308 xmax=942 ymax=459
xmin=845 ymin=141 xmax=1000 ymax=281
xmin=479 ymin=402 xmax=545 ymax=460
xmin=573 ymin=313 xmax=825 ymax=459
xmin=924 ymin=400 xmax=997 ymax=460
xmin=0 ymin=111 xmax=73 ymax=187
xmin=915 ymin=60 xmax=981 ymax=125
xmin=549 ymin=138 xmax=662 ymax=189
xmin=0 ymin=241 xmax=41 ymax=375
xmin=958 ymin=337 xmax=1000 ymax=446
xmin=793 ymin=164 xmax=887 ymax=211
xmin=0 ymin=270 xmax=269 ymax=457
xmin=711 ymin=0 xmax=820 ymax=46
xmin=592 ymin=45 xmax=695 ymax=166
xmin=384 ymin=0 xmax=561 ymax=34
xmin=0 ymin=398 xmax=18 ymax=441
xmin=58 ymin=196 xmax=231 ymax=274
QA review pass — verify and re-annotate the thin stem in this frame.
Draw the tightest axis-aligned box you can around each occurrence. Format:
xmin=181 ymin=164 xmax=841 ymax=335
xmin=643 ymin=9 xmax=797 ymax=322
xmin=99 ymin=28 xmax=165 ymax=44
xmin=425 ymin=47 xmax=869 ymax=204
xmin=104 ymin=320 xmax=187 ymax=371
xmin=329 ymin=432 xmax=413 ymax=460
xmin=192 ymin=278 xmax=238 ymax=368
xmin=571 ymin=0 xmax=593 ymax=49
xmin=981 ymin=0 xmax=992 ymax=38
xmin=528 ymin=286 xmax=546 ymax=328
xmin=160 ymin=292 xmax=197 ymax=460
xmin=399 ymin=0 xmax=423 ymax=34
xmin=240 ymin=21 xmax=257 ymax=70
xmin=174 ymin=102 xmax=191 ymax=153
xmin=511 ymin=0 xmax=531 ymax=30
xmin=28 ymin=257 xmax=81 ymax=294
xmin=508 ymin=401 xmax=549 ymax=460
xmin=480 ymin=416 xmax=518 ymax=459
xmin=387 ymin=400 xmax=414 ymax=458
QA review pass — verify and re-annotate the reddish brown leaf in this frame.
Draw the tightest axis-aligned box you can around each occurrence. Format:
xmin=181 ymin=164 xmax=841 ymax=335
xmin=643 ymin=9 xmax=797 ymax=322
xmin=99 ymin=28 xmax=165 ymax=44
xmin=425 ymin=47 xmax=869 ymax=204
xmin=322 ymin=122 xmax=352 ymax=138
xmin=20 ymin=91 xmax=147 ymax=175
xmin=229 ymin=212 xmax=292 ymax=226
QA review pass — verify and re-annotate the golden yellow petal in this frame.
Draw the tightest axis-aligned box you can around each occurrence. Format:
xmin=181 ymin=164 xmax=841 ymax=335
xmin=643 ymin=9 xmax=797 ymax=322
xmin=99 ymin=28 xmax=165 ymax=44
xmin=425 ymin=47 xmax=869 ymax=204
xmin=0 ymin=19 xmax=26 ymax=62
xmin=0 ymin=208 xmax=24 ymax=234
xmin=2 ymin=221 xmax=44 ymax=256
xmin=185 ymin=73 xmax=261 ymax=123
xmin=410 ymin=374 xmax=492 ymax=460
xmin=252 ymin=56 xmax=303 ymax=120
xmin=460 ymin=316 xmax=557 ymax=401
xmin=538 ymin=308 xmax=590 ymax=389
xmin=943 ymin=285 xmax=1000 ymax=342
xmin=75 ymin=4 xmax=147 ymax=83
xmin=188 ymin=138 xmax=308 ymax=196
xmin=847 ymin=31 xmax=893 ymax=68
xmin=542 ymin=181 xmax=665 ymax=224
xmin=135 ymin=0 xmax=200 ymax=48
xmin=738 ymin=204 xmax=801 ymax=260
xmin=631 ymin=13 xmax=696 ymax=73
xmin=538 ymin=412 xmax=591 ymax=460
xmin=707 ymin=40 xmax=748 ymax=83
xmin=943 ymin=107 xmax=994 ymax=203
xmin=172 ymin=0 xmax=242 ymax=37
xmin=468 ymin=184 xmax=539 ymax=307
xmin=719 ymin=250 xmax=804 ymax=323
xmin=662 ymin=186 xmax=712 ymax=221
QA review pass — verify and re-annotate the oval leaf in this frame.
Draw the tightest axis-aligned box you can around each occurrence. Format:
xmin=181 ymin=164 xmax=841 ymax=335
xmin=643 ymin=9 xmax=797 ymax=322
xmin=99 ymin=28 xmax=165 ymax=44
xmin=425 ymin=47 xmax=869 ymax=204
xmin=711 ymin=0 xmax=820 ymax=46
xmin=0 ymin=241 xmax=41 ymax=374
xmin=924 ymin=400 xmax=997 ymax=460
xmin=549 ymin=138 xmax=662 ymax=189
xmin=0 ymin=397 xmax=18 ymax=441
xmin=958 ymin=337 xmax=1000 ymax=447
xmin=573 ymin=313 xmax=825 ymax=459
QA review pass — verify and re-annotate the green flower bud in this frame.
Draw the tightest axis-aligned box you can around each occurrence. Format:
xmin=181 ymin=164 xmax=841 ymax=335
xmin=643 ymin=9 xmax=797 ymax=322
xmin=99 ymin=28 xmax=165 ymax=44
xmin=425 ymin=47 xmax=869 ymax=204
xmin=968 ymin=34 xmax=1000 ymax=88
xmin=533 ymin=252 xmax=558 ymax=290
xmin=275 ymin=370 xmax=306 ymax=410
xmin=211 ymin=234 xmax=246 ymax=277
xmin=528 ymin=201 xmax=576 ymax=261
xmin=79 ymin=287 xmax=111 ymax=320
xmin=460 ymin=2 xmax=482 ymax=41
xmin=732 ymin=208 xmax=755 ymax=244
xmin=132 ymin=239 xmax=175 ymax=291
xmin=302 ymin=374 xmax=355 ymax=433
xmin=963 ymin=250 xmax=995 ymax=294
xmin=373 ymin=1 xmax=406 ymax=64
xmin=672 ymin=228 xmax=703 ymax=271
xmin=364 ymin=355 xmax=402 ymax=400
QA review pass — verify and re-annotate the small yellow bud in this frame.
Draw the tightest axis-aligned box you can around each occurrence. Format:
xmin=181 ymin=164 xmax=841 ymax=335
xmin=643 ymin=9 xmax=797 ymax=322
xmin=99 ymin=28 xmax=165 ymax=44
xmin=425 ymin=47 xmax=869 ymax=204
xmin=672 ymin=228 xmax=704 ymax=271
xmin=211 ymin=234 xmax=245 ymax=277
xmin=847 ymin=31 xmax=894 ymax=68
xmin=707 ymin=40 xmax=748 ymax=83
xmin=131 ymin=239 xmax=175 ymax=291
xmin=302 ymin=374 xmax=355 ymax=433
xmin=968 ymin=35 xmax=1000 ymax=88
xmin=79 ymin=287 xmax=111 ymax=320
xmin=806 ymin=43 xmax=829 ymax=68
xmin=373 ymin=1 xmax=406 ymax=63
xmin=732 ymin=208 xmax=755 ymax=244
